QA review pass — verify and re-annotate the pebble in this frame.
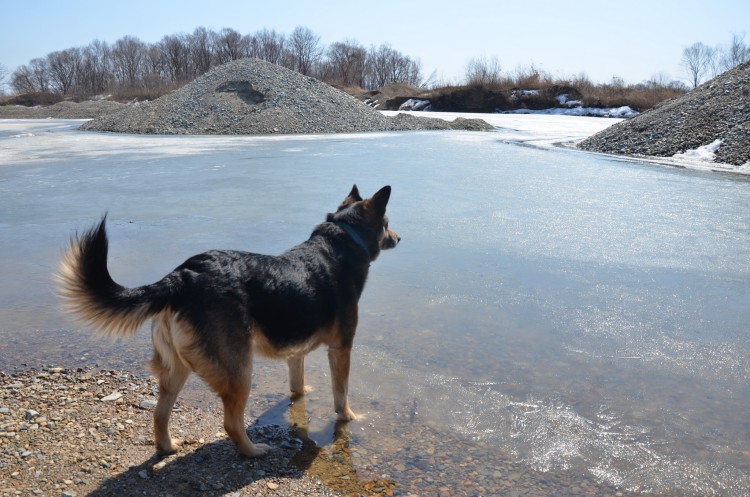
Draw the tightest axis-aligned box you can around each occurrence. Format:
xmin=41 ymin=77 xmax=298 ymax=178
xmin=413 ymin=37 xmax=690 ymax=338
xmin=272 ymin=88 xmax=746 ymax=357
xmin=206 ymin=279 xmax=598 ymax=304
xmin=100 ymin=391 xmax=123 ymax=402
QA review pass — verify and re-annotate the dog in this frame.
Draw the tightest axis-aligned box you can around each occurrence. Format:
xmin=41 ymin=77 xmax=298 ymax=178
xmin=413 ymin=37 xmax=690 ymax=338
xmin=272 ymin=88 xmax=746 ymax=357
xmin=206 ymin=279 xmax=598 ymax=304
xmin=56 ymin=185 xmax=399 ymax=457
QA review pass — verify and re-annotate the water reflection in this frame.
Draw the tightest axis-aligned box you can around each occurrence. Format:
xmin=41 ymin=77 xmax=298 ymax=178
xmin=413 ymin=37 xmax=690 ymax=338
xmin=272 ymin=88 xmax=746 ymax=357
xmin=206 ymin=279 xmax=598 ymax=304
xmin=2 ymin=120 xmax=750 ymax=495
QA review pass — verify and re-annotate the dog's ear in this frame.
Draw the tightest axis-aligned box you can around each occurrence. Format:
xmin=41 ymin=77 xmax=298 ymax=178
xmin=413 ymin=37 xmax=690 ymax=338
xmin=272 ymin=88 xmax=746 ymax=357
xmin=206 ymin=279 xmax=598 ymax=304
xmin=338 ymin=184 xmax=363 ymax=210
xmin=368 ymin=185 xmax=391 ymax=217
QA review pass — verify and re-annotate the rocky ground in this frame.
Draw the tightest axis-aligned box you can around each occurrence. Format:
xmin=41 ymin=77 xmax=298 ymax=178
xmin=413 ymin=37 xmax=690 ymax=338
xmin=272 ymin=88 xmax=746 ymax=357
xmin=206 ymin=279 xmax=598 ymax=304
xmin=578 ymin=61 xmax=750 ymax=166
xmin=0 ymin=366 xmax=385 ymax=497
xmin=0 ymin=101 xmax=125 ymax=119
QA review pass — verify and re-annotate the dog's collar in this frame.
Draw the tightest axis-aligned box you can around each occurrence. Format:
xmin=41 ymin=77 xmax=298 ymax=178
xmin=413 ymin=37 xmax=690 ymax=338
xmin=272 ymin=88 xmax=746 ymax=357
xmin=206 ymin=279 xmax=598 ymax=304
xmin=335 ymin=221 xmax=371 ymax=259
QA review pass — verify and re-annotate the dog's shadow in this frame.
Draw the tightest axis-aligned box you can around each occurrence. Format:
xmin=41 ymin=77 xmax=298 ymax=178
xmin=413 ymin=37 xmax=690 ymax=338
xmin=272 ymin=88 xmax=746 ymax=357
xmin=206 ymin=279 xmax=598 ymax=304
xmin=84 ymin=395 xmax=350 ymax=496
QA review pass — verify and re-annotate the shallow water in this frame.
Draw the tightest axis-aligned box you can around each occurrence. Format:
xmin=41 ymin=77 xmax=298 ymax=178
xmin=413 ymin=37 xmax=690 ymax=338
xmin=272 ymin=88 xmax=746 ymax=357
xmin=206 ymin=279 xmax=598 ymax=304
xmin=2 ymin=119 xmax=750 ymax=495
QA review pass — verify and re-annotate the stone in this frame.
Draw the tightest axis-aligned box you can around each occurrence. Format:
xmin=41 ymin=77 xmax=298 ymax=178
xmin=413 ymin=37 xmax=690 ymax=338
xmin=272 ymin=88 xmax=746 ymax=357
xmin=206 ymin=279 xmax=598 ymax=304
xmin=100 ymin=392 xmax=122 ymax=402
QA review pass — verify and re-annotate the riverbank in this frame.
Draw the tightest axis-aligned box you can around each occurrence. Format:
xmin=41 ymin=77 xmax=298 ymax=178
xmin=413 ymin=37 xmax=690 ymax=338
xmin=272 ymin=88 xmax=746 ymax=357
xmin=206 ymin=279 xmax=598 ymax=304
xmin=0 ymin=366 xmax=346 ymax=497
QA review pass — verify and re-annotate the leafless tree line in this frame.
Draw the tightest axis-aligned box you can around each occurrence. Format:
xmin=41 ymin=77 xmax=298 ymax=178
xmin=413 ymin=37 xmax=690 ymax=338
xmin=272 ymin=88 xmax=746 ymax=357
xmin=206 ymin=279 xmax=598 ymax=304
xmin=7 ymin=26 xmax=423 ymax=97
xmin=681 ymin=33 xmax=750 ymax=88
xmin=463 ymin=33 xmax=750 ymax=93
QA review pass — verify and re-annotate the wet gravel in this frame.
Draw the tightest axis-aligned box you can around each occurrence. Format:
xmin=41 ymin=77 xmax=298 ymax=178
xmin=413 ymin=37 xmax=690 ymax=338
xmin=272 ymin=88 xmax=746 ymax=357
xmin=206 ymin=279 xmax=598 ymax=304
xmin=79 ymin=58 xmax=493 ymax=136
xmin=1 ymin=365 xmax=648 ymax=497
xmin=578 ymin=61 xmax=750 ymax=166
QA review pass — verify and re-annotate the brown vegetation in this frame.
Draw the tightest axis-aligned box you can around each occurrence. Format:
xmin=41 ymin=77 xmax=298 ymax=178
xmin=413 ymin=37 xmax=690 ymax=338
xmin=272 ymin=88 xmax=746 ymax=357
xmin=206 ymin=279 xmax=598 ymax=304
xmin=1 ymin=24 xmax=710 ymax=114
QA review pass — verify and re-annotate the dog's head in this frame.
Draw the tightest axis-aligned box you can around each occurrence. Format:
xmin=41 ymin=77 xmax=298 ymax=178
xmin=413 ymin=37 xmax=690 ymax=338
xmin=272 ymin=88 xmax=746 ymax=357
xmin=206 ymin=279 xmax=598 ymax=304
xmin=327 ymin=184 xmax=400 ymax=259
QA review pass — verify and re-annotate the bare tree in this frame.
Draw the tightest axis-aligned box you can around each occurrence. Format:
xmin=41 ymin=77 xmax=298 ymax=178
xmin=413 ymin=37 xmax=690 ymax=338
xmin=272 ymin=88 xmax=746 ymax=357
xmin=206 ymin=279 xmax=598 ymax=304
xmin=367 ymin=44 xmax=422 ymax=88
xmin=287 ymin=26 xmax=322 ymax=75
xmin=159 ymin=34 xmax=193 ymax=83
xmin=0 ymin=63 xmax=9 ymax=93
xmin=681 ymin=42 xmax=715 ymax=88
xmin=324 ymin=39 xmax=368 ymax=87
xmin=721 ymin=32 xmax=750 ymax=70
xmin=465 ymin=56 xmax=503 ymax=87
xmin=213 ymin=28 xmax=249 ymax=65
xmin=143 ymin=44 xmax=168 ymax=89
xmin=189 ymin=27 xmax=215 ymax=76
xmin=12 ymin=58 xmax=51 ymax=93
xmin=78 ymin=40 xmax=112 ymax=95
xmin=47 ymin=48 xmax=81 ymax=95
xmin=250 ymin=29 xmax=286 ymax=65
xmin=111 ymin=36 xmax=146 ymax=87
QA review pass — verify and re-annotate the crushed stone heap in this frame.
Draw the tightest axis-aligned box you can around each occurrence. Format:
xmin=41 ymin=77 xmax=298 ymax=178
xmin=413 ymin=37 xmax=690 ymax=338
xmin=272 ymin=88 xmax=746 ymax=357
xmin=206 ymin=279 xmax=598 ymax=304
xmin=81 ymin=58 xmax=493 ymax=135
xmin=578 ymin=61 xmax=750 ymax=166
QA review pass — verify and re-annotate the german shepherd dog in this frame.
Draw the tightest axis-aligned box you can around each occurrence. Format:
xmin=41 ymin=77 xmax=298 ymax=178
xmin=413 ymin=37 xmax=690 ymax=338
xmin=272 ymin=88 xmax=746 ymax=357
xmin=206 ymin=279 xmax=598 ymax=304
xmin=56 ymin=185 xmax=399 ymax=457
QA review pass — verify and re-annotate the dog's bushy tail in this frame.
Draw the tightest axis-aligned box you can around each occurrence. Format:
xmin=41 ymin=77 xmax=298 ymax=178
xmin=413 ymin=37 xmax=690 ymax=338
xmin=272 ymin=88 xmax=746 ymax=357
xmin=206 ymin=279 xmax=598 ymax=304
xmin=56 ymin=216 xmax=171 ymax=338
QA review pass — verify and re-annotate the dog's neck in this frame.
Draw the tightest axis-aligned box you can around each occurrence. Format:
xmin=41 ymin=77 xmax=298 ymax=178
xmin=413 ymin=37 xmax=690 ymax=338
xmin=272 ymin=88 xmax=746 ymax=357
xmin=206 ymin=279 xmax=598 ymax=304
xmin=335 ymin=221 xmax=371 ymax=260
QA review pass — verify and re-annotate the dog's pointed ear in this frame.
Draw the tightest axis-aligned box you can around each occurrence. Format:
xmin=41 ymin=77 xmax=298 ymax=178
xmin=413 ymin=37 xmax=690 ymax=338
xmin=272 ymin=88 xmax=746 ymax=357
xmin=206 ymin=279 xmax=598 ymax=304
xmin=338 ymin=184 xmax=363 ymax=210
xmin=368 ymin=185 xmax=391 ymax=217
xmin=347 ymin=184 xmax=362 ymax=202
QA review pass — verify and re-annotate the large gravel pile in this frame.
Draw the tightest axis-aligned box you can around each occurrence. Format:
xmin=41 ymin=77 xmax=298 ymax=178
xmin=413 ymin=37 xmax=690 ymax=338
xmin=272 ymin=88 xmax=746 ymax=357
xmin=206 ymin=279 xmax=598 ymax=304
xmin=578 ymin=61 xmax=750 ymax=166
xmin=81 ymin=58 xmax=492 ymax=135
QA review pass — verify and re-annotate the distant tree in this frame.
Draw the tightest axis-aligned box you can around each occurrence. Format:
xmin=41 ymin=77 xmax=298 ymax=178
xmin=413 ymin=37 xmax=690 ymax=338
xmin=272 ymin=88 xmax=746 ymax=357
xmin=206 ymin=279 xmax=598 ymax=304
xmin=287 ymin=26 xmax=322 ymax=76
xmin=213 ymin=28 xmax=249 ymax=65
xmin=324 ymin=39 xmax=368 ymax=87
xmin=111 ymin=36 xmax=146 ymax=87
xmin=367 ymin=44 xmax=422 ymax=88
xmin=47 ymin=48 xmax=81 ymax=95
xmin=721 ymin=32 xmax=750 ymax=70
xmin=189 ymin=27 xmax=214 ymax=76
xmin=78 ymin=39 xmax=112 ymax=95
xmin=143 ymin=44 xmax=168 ymax=89
xmin=465 ymin=56 xmax=503 ymax=87
xmin=0 ymin=63 xmax=9 ymax=93
xmin=159 ymin=34 xmax=192 ymax=83
xmin=11 ymin=58 xmax=51 ymax=93
xmin=681 ymin=42 xmax=715 ymax=88
xmin=250 ymin=29 xmax=286 ymax=65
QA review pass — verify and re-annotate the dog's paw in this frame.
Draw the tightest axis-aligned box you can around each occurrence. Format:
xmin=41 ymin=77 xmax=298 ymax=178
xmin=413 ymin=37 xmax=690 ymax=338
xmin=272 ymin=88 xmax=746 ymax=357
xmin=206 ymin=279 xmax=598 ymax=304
xmin=290 ymin=385 xmax=313 ymax=399
xmin=157 ymin=437 xmax=183 ymax=455
xmin=242 ymin=442 xmax=272 ymax=458
xmin=336 ymin=407 xmax=359 ymax=422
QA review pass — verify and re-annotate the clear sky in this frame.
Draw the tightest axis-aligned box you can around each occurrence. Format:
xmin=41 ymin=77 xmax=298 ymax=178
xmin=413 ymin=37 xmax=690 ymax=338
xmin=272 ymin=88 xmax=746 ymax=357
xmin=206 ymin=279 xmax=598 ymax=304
xmin=1 ymin=0 xmax=748 ymax=87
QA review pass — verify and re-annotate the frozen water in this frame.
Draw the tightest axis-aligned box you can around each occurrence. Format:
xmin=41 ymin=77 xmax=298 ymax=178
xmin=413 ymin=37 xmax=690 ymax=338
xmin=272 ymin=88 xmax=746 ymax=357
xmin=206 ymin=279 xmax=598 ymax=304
xmin=2 ymin=118 xmax=750 ymax=494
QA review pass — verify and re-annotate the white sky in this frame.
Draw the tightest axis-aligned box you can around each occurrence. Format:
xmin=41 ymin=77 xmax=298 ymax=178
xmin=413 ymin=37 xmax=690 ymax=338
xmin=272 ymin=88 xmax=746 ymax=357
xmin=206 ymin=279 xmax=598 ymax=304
xmin=1 ymin=0 xmax=748 ymax=86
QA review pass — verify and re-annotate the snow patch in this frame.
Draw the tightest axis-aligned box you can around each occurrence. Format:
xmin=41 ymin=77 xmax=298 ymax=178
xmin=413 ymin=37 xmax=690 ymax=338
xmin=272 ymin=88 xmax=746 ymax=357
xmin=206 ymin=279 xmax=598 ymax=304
xmin=506 ymin=106 xmax=639 ymax=118
xmin=672 ymin=139 xmax=722 ymax=162
xmin=398 ymin=98 xmax=432 ymax=111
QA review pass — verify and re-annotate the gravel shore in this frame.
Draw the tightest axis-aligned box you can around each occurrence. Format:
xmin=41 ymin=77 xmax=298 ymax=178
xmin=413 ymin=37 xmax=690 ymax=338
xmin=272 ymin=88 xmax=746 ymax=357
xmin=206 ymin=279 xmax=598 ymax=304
xmin=78 ymin=58 xmax=492 ymax=135
xmin=578 ymin=61 xmax=750 ymax=166
xmin=0 ymin=101 xmax=125 ymax=119
xmin=0 ymin=367 xmax=347 ymax=497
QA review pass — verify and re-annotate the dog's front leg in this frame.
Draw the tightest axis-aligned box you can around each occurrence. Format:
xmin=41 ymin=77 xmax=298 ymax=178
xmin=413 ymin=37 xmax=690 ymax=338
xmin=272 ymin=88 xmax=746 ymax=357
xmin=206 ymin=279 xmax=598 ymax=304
xmin=288 ymin=356 xmax=310 ymax=398
xmin=327 ymin=346 xmax=357 ymax=421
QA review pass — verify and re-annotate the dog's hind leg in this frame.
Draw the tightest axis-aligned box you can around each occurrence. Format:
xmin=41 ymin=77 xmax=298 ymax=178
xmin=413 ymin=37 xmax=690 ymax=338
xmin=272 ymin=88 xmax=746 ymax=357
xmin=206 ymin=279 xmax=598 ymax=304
xmin=210 ymin=358 xmax=271 ymax=457
xmin=150 ymin=351 xmax=190 ymax=454
xmin=288 ymin=355 xmax=311 ymax=398
xmin=328 ymin=346 xmax=357 ymax=421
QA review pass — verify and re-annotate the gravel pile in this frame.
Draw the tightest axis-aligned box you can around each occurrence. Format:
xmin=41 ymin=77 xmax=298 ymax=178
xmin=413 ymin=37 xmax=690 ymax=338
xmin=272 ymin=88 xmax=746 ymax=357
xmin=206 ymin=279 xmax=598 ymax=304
xmin=0 ymin=100 xmax=125 ymax=119
xmin=81 ymin=58 xmax=493 ymax=135
xmin=578 ymin=61 xmax=750 ymax=166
